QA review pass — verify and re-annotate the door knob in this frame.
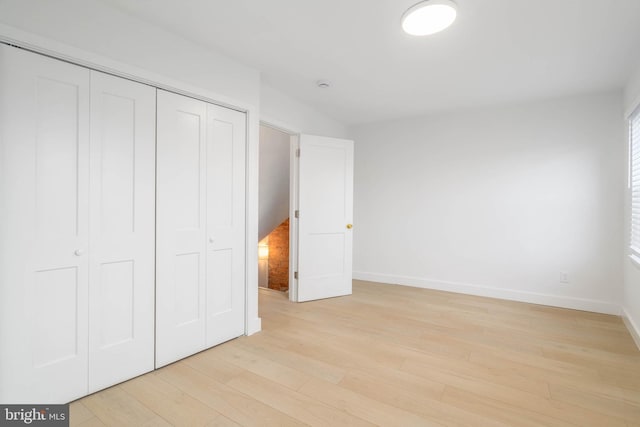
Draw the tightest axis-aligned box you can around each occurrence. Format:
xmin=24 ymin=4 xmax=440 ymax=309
xmin=346 ymin=224 xmax=353 ymax=229
xmin=74 ymin=249 xmax=84 ymax=256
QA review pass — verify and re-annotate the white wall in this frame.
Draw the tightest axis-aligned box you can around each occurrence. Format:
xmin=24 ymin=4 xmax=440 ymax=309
xmin=260 ymin=83 xmax=349 ymax=138
xmin=623 ymin=67 xmax=640 ymax=347
xmin=0 ymin=0 xmax=264 ymax=334
xmin=625 ymin=63 xmax=640 ymax=117
xmin=352 ymin=92 xmax=625 ymax=314
xmin=0 ymin=0 xmax=260 ymax=106
xmin=259 ymin=125 xmax=290 ymax=240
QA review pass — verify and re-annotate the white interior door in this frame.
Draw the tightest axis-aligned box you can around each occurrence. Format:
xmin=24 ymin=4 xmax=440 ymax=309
xmin=88 ymin=71 xmax=156 ymax=392
xmin=295 ymin=135 xmax=354 ymax=302
xmin=205 ymin=104 xmax=246 ymax=347
xmin=156 ymin=90 xmax=208 ymax=367
xmin=0 ymin=44 xmax=91 ymax=403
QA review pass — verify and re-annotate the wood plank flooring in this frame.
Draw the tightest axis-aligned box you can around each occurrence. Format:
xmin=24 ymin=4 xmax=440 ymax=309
xmin=70 ymin=280 xmax=640 ymax=426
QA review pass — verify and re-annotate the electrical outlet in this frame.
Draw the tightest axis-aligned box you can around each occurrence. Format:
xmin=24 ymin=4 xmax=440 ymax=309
xmin=560 ymin=271 xmax=569 ymax=284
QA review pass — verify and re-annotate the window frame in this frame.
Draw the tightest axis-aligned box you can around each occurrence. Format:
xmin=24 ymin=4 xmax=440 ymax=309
xmin=630 ymin=107 xmax=640 ymax=267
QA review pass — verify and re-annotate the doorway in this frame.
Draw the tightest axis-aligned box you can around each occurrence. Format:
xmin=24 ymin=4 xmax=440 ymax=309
xmin=258 ymin=124 xmax=355 ymax=303
xmin=258 ymin=124 xmax=291 ymax=293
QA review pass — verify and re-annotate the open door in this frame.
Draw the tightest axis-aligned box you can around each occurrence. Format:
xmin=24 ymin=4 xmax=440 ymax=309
xmin=292 ymin=134 xmax=354 ymax=302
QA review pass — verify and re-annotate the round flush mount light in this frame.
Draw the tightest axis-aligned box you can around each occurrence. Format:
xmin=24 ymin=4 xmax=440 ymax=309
xmin=402 ymin=0 xmax=457 ymax=36
xmin=316 ymin=80 xmax=331 ymax=88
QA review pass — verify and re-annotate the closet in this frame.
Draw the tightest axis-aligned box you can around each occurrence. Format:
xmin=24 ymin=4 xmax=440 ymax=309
xmin=0 ymin=44 xmax=247 ymax=403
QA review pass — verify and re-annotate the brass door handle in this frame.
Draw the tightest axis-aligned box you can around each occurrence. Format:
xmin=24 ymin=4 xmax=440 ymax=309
xmin=346 ymin=224 xmax=353 ymax=229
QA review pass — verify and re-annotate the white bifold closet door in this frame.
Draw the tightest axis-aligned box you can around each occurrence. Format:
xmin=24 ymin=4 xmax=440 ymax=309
xmin=88 ymin=72 xmax=156 ymax=392
xmin=156 ymin=90 xmax=246 ymax=368
xmin=0 ymin=45 xmax=156 ymax=403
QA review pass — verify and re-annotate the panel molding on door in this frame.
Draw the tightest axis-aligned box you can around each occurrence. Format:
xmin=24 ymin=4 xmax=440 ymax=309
xmin=156 ymin=90 xmax=208 ymax=368
xmin=88 ymin=71 xmax=156 ymax=392
xmin=0 ymin=44 xmax=91 ymax=403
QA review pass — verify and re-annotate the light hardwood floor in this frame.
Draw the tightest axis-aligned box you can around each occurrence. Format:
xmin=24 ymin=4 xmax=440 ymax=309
xmin=71 ymin=280 xmax=640 ymax=426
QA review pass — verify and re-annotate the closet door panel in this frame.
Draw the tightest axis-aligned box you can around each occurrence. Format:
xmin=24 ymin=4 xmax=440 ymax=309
xmin=0 ymin=44 xmax=90 ymax=403
xmin=156 ymin=89 xmax=208 ymax=368
xmin=88 ymin=71 xmax=156 ymax=392
xmin=205 ymin=104 xmax=246 ymax=346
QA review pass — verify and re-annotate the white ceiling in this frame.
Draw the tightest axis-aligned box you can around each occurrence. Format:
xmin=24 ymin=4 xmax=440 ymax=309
xmin=103 ymin=0 xmax=640 ymax=125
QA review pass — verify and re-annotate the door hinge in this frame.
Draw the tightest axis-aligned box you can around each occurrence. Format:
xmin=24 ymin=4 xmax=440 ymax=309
xmin=294 ymin=210 xmax=299 ymax=218
xmin=294 ymin=271 xmax=298 ymax=280
xmin=296 ymin=148 xmax=300 ymax=157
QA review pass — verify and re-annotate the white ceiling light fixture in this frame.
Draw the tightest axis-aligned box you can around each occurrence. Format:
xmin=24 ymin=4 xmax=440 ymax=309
xmin=402 ymin=0 xmax=458 ymax=36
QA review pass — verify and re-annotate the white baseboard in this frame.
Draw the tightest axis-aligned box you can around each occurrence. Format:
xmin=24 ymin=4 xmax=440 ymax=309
xmin=353 ymin=271 xmax=621 ymax=315
xmin=623 ymin=308 xmax=640 ymax=351
xmin=247 ymin=317 xmax=262 ymax=336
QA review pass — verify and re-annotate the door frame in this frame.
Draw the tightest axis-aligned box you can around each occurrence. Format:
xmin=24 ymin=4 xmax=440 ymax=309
xmin=289 ymin=134 xmax=300 ymax=302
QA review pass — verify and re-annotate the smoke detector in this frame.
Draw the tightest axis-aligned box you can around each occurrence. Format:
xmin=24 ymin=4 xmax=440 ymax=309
xmin=316 ymin=80 xmax=331 ymax=88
